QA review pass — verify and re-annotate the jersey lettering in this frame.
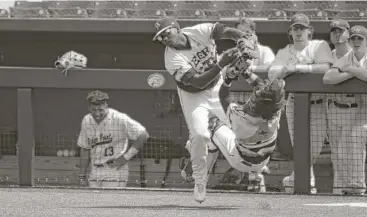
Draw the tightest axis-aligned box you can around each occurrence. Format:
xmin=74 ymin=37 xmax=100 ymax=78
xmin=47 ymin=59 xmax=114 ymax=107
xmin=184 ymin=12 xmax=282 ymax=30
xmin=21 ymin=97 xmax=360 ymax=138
xmin=191 ymin=47 xmax=216 ymax=71
xmin=89 ymin=133 xmax=113 ymax=147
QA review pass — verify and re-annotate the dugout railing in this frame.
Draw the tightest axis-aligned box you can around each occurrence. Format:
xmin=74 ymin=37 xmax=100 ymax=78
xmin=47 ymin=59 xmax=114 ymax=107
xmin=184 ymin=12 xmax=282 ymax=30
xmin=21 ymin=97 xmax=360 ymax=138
xmin=0 ymin=18 xmax=366 ymax=194
xmin=1 ymin=67 xmax=367 ymax=194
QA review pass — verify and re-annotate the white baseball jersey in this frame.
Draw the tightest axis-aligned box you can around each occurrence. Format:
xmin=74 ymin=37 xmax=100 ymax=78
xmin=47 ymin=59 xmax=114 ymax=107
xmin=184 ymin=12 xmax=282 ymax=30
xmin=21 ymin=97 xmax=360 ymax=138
xmin=330 ymin=49 xmax=354 ymax=104
xmin=252 ymin=44 xmax=275 ymax=66
xmin=226 ymin=103 xmax=280 ymax=163
xmin=272 ymin=39 xmax=333 ymax=100
xmin=77 ymin=108 xmax=146 ymax=165
xmin=272 ymin=40 xmax=333 ymax=68
xmin=164 ymin=23 xmax=218 ymax=85
xmin=332 ymin=50 xmax=367 ymax=106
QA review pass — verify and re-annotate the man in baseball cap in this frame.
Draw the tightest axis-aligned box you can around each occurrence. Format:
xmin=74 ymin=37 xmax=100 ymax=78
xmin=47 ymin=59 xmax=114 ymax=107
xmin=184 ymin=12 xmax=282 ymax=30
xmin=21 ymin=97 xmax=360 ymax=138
xmin=152 ymin=17 xmax=180 ymax=42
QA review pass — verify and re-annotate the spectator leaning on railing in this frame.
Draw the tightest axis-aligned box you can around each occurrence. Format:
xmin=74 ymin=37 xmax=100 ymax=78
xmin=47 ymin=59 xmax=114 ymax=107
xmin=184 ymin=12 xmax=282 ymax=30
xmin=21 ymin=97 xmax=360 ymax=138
xmin=268 ymin=13 xmax=334 ymax=194
xmin=324 ymin=19 xmax=353 ymax=195
xmin=323 ymin=25 xmax=367 ymax=196
xmin=77 ymin=90 xmax=149 ymax=188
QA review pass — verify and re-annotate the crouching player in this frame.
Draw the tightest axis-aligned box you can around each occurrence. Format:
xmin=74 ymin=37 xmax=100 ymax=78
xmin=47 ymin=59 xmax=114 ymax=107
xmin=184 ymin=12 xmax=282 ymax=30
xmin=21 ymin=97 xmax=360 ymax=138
xmin=181 ymin=59 xmax=286 ymax=193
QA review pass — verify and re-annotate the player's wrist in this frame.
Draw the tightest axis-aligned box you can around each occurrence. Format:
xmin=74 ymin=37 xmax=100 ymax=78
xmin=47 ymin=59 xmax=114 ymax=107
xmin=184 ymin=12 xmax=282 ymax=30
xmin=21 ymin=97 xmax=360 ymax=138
xmin=123 ymin=146 xmax=139 ymax=161
xmin=295 ymin=64 xmax=312 ymax=73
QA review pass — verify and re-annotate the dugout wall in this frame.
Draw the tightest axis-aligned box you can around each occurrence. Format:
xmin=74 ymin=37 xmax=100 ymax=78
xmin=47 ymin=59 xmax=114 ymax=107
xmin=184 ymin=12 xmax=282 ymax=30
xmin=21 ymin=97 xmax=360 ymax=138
xmin=1 ymin=19 xmax=367 ymax=193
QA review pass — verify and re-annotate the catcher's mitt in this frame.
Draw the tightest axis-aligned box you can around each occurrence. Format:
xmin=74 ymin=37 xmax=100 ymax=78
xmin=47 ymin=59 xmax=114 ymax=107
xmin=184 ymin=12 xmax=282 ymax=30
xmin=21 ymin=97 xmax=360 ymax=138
xmin=54 ymin=51 xmax=87 ymax=76
xmin=225 ymin=56 xmax=252 ymax=80
xmin=236 ymin=31 xmax=259 ymax=60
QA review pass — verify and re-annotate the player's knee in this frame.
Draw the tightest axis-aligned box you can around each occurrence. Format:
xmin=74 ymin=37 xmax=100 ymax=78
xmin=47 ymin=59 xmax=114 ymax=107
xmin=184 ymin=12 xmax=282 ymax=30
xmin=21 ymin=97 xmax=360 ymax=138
xmin=191 ymin=134 xmax=211 ymax=147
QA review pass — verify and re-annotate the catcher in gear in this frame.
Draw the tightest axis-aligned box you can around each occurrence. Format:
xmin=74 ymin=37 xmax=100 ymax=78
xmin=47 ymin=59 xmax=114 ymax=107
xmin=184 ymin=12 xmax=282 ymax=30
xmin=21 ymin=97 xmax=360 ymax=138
xmin=54 ymin=50 xmax=87 ymax=76
xmin=181 ymin=32 xmax=284 ymax=193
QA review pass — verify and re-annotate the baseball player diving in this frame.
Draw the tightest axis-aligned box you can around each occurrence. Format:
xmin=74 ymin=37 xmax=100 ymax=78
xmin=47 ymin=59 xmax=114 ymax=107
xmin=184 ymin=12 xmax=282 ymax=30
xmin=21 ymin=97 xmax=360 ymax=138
xmin=77 ymin=90 xmax=149 ymax=188
xmin=182 ymin=56 xmax=286 ymax=193
xmin=153 ymin=16 xmax=259 ymax=203
xmin=268 ymin=13 xmax=334 ymax=193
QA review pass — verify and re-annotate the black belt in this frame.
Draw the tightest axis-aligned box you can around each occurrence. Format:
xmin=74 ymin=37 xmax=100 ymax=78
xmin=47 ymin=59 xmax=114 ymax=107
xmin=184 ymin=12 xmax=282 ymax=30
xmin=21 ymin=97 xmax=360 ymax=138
xmin=94 ymin=164 xmax=105 ymax=168
xmin=310 ymin=99 xmax=323 ymax=105
xmin=333 ymin=101 xmax=358 ymax=109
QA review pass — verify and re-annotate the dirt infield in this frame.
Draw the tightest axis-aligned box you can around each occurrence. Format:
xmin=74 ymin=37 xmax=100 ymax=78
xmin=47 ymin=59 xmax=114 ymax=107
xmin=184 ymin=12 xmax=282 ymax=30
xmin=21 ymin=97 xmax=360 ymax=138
xmin=0 ymin=187 xmax=366 ymax=217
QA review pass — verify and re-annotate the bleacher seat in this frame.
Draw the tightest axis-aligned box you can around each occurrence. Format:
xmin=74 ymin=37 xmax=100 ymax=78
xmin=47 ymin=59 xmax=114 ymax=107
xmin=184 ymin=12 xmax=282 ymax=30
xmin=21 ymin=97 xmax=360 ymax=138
xmin=291 ymin=1 xmax=337 ymax=10
xmin=0 ymin=8 xmax=9 ymax=18
xmin=326 ymin=9 xmax=365 ymax=20
xmin=333 ymin=1 xmax=367 ymax=11
xmin=267 ymin=10 xmax=288 ymax=20
xmin=286 ymin=9 xmax=328 ymax=20
xmin=11 ymin=1 xmax=49 ymax=18
xmin=130 ymin=1 xmax=170 ymax=19
xmin=43 ymin=1 xmax=94 ymax=18
xmin=91 ymin=1 xmax=130 ymax=18
xmin=168 ymin=2 xmax=210 ymax=19
xmin=209 ymin=1 xmax=250 ymax=19
xmin=247 ymin=1 xmax=294 ymax=18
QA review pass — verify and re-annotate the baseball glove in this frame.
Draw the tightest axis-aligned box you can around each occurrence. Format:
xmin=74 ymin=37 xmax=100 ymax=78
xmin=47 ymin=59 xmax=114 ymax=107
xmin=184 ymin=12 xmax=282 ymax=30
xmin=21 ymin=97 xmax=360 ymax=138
xmin=236 ymin=31 xmax=259 ymax=60
xmin=54 ymin=51 xmax=87 ymax=76
xmin=225 ymin=32 xmax=259 ymax=80
xmin=225 ymin=56 xmax=252 ymax=79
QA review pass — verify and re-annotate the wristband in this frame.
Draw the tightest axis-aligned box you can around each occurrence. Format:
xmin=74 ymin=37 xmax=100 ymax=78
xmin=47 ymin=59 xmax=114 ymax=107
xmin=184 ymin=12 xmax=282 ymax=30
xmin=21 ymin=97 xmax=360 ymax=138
xmin=295 ymin=64 xmax=312 ymax=73
xmin=245 ymin=73 xmax=258 ymax=84
xmin=123 ymin=146 xmax=139 ymax=161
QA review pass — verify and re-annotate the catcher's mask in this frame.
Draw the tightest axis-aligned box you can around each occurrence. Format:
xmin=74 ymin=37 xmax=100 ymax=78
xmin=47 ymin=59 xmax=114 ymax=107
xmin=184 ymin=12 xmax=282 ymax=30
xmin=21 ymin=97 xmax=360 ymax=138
xmin=248 ymin=78 xmax=286 ymax=120
xmin=54 ymin=51 xmax=87 ymax=76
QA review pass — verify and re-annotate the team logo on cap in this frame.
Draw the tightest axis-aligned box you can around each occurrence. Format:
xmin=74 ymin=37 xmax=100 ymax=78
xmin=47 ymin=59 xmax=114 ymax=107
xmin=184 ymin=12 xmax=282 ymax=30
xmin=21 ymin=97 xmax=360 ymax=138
xmin=147 ymin=73 xmax=165 ymax=88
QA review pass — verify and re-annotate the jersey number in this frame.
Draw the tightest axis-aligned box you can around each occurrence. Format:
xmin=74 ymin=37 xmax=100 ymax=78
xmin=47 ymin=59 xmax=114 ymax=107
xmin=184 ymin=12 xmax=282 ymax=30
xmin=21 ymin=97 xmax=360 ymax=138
xmin=104 ymin=147 xmax=114 ymax=156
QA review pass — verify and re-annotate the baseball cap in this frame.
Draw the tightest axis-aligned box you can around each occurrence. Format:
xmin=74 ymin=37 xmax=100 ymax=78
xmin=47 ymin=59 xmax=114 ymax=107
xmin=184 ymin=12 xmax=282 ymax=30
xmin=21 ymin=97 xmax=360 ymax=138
xmin=330 ymin=19 xmax=350 ymax=31
xmin=152 ymin=17 xmax=180 ymax=41
xmin=349 ymin=25 xmax=367 ymax=39
xmin=290 ymin=13 xmax=310 ymax=28
xmin=234 ymin=17 xmax=256 ymax=32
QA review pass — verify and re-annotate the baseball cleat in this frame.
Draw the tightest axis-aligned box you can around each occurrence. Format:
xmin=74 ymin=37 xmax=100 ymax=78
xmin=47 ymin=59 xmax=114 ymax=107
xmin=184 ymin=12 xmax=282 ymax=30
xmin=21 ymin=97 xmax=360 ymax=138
xmin=194 ymin=182 xmax=206 ymax=203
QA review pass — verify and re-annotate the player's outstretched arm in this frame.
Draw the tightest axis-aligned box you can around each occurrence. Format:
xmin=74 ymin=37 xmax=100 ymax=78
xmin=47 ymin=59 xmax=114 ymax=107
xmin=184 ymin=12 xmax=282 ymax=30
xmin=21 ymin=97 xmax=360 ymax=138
xmin=182 ymin=48 xmax=240 ymax=89
xmin=323 ymin=68 xmax=354 ymax=84
xmin=211 ymin=23 xmax=248 ymax=41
